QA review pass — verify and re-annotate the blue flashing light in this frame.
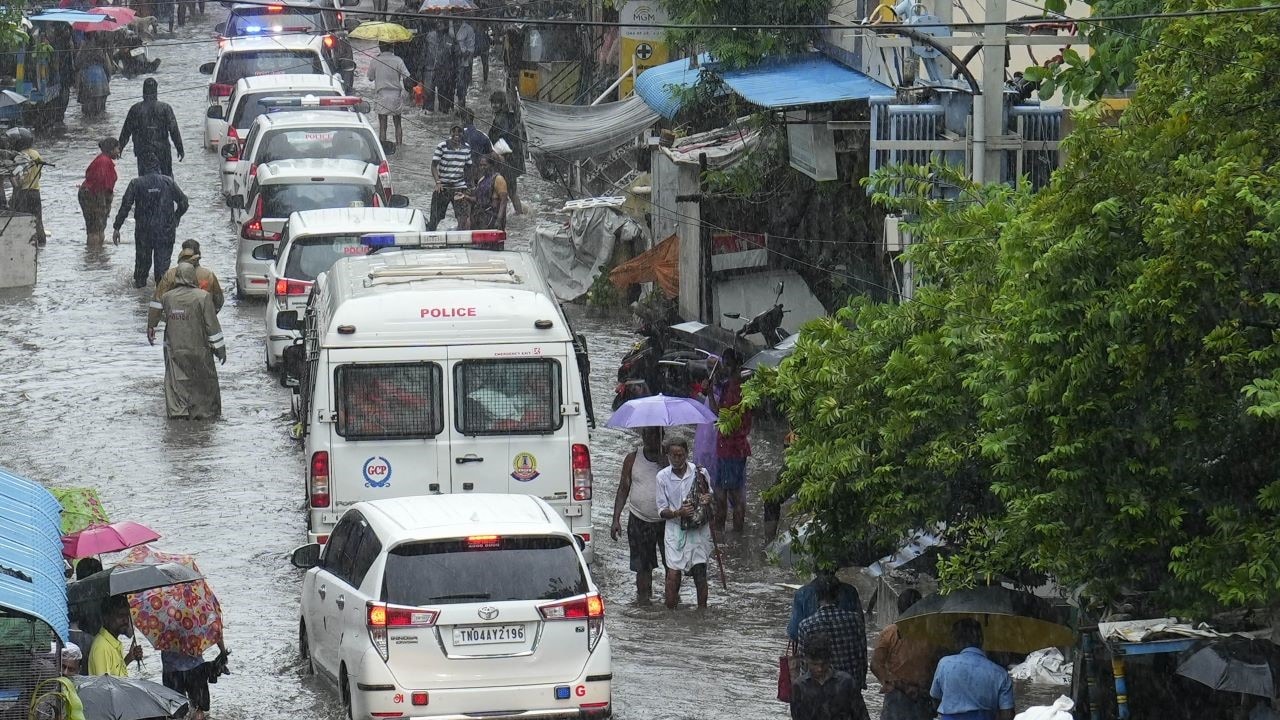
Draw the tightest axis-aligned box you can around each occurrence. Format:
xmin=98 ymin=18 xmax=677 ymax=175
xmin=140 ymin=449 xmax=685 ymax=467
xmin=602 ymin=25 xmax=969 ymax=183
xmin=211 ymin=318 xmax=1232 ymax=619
xmin=361 ymin=234 xmax=397 ymax=247
xmin=554 ymin=686 xmax=571 ymax=700
xmin=245 ymin=25 xmax=262 ymax=33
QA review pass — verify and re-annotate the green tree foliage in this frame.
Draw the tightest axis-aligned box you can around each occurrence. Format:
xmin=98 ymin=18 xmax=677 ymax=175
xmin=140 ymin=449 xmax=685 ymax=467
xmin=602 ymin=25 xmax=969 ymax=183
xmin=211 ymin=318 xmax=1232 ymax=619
xmin=656 ymin=0 xmax=830 ymax=68
xmin=740 ymin=3 xmax=1280 ymax=614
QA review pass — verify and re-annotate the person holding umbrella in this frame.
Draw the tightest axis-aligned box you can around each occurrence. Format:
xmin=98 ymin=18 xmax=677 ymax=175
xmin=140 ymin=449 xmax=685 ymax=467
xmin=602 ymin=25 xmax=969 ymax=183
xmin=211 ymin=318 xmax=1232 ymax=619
xmin=88 ymin=595 xmax=144 ymax=676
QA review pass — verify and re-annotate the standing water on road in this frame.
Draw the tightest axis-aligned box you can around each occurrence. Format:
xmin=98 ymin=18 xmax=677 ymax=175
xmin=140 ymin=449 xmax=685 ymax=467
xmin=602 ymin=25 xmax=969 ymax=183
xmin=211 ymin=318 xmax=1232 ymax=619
xmin=0 ymin=7 xmax=806 ymax=718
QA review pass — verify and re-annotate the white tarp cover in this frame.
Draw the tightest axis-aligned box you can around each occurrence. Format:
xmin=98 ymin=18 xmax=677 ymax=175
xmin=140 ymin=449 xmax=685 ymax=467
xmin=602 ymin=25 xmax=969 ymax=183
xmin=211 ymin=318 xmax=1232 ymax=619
xmin=661 ymin=122 xmax=761 ymax=168
xmin=522 ymin=96 xmax=660 ymax=162
xmin=532 ymin=206 xmax=648 ymax=302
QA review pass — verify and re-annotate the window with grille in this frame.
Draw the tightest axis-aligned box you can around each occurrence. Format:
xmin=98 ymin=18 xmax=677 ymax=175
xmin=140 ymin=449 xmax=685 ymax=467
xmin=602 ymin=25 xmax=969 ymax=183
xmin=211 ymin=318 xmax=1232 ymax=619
xmin=335 ymin=363 xmax=444 ymax=440
xmin=455 ymin=359 xmax=562 ymax=435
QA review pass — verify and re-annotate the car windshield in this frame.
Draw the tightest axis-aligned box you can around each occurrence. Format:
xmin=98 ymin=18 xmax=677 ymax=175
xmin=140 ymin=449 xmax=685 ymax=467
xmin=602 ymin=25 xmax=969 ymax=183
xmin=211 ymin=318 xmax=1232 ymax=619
xmin=257 ymin=128 xmax=380 ymax=165
xmin=282 ymin=234 xmax=370 ymax=282
xmin=216 ymin=51 xmax=322 ymax=85
xmin=382 ymin=536 xmax=588 ymax=606
xmin=226 ymin=7 xmax=330 ymax=36
xmin=232 ymin=90 xmax=340 ymax=128
xmin=262 ymin=183 xmax=374 ymax=219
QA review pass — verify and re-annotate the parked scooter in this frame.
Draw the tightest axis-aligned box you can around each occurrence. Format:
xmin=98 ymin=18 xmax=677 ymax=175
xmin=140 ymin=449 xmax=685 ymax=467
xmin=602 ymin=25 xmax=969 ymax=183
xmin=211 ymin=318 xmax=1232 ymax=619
xmin=725 ymin=280 xmax=791 ymax=354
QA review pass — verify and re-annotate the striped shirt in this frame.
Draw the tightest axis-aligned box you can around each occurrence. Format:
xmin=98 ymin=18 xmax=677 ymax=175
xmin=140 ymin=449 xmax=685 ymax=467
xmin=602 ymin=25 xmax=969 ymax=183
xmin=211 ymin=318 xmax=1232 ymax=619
xmin=433 ymin=140 xmax=472 ymax=188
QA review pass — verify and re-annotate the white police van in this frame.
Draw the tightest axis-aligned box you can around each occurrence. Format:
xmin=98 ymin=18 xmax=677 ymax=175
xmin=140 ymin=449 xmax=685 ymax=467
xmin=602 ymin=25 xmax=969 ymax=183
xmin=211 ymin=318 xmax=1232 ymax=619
xmin=282 ymin=232 xmax=598 ymax=558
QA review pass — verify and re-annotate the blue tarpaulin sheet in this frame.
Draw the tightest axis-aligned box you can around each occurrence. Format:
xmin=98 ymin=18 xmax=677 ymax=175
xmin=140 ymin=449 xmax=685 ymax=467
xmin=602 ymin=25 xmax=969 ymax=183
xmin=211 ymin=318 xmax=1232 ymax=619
xmin=717 ymin=54 xmax=894 ymax=109
xmin=0 ymin=467 xmax=68 ymax=641
xmin=634 ymin=52 xmax=893 ymax=118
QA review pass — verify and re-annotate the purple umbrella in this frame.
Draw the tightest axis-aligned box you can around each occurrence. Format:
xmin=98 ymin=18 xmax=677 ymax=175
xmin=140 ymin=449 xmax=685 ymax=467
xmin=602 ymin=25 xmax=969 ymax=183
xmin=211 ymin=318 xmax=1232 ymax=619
xmin=605 ymin=394 xmax=718 ymax=428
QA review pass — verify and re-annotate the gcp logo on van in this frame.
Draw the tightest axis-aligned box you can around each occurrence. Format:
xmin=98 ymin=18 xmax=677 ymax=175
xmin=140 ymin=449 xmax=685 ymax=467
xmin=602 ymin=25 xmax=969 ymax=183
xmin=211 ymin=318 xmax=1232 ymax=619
xmin=511 ymin=452 xmax=540 ymax=482
xmin=363 ymin=456 xmax=392 ymax=488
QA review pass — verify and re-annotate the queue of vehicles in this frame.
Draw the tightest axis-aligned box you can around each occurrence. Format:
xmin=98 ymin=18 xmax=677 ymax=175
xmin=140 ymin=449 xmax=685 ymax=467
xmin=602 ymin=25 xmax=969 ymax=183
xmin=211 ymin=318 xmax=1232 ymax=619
xmin=195 ymin=6 xmax=609 ymax=717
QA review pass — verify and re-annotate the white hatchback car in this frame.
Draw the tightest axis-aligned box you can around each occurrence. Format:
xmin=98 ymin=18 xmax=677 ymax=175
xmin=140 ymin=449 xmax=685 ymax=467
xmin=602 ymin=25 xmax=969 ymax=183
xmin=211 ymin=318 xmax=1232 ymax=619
xmin=225 ymin=110 xmax=388 ymax=209
xmin=231 ymin=160 xmax=406 ymax=300
xmin=290 ymin=494 xmax=612 ymax=720
xmin=205 ymin=73 xmax=346 ymax=154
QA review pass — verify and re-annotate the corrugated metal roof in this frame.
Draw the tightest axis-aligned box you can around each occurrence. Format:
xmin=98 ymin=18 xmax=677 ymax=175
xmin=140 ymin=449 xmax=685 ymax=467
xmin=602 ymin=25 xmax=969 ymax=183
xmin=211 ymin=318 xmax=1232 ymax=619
xmin=633 ymin=55 xmax=708 ymax=119
xmin=718 ymin=54 xmax=894 ymax=109
xmin=0 ymin=467 xmax=68 ymax=641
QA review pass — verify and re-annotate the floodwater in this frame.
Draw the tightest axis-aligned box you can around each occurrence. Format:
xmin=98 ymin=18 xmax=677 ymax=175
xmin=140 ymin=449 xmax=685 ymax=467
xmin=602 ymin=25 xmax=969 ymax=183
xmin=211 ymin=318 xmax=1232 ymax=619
xmin=0 ymin=6 xmax=807 ymax=718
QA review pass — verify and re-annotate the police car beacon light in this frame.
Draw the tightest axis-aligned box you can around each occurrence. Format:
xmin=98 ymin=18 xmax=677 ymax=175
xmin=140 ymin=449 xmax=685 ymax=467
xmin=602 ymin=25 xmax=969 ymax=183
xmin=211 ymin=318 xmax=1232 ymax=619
xmin=359 ymin=230 xmax=507 ymax=251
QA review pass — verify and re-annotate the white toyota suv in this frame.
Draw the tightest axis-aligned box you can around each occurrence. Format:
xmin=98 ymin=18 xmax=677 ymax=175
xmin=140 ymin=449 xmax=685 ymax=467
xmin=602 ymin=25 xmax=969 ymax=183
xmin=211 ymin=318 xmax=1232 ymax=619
xmin=290 ymin=494 xmax=612 ymax=720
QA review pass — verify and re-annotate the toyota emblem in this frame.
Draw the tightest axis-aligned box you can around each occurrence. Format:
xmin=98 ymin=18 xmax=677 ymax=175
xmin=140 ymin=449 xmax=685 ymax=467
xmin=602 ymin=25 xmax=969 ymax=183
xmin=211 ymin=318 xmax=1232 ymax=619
xmin=477 ymin=606 xmax=499 ymax=620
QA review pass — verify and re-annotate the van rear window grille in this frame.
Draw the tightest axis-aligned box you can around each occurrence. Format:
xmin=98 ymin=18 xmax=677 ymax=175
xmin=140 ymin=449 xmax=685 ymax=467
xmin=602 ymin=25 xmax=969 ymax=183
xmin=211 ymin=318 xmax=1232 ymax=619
xmin=455 ymin=359 xmax=562 ymax=435
xmin=336 ymin=363 xmax=444 ymax=439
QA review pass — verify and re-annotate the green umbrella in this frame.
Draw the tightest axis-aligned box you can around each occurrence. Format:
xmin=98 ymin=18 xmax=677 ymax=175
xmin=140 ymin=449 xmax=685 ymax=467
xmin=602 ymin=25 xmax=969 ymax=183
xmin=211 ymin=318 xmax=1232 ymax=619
xmin=51 ymin=487 xmax=110 ymax=535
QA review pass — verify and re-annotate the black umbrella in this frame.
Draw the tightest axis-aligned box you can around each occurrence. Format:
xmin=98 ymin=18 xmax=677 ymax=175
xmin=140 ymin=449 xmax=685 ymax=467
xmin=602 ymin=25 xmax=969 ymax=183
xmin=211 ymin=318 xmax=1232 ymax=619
xmin=72 ymin=674 xmax=189 ymax=720
xmin=895 ymin=586 xmax=1074 ymax=654
xmin=67 ymin=562 xmax=203 ymax=605
xmin=1176 ymin=636 xmax=1280 ymax=698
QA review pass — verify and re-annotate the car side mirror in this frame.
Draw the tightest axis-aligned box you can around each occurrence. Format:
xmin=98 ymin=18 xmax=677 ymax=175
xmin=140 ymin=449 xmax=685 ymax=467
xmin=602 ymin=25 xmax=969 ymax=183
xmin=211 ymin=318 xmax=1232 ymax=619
xmin=214 ymin=22 xmax=227 ymax=35
xmin=343 ymin=16 xmax=360 ymax=30
xmin=276 ymin=310 xmax=300 ymax=331
xmin=289 ymin=543 xmax=323 ymax=569
xmin=354 ymin=101 xmax=371 ymax=114
xmin=206 ymin=105 xmax=224 ymax=120
xmin=388 ymin=194 xmax=410 ymax=208
xmin=252 ymin=243 xmax=276 ymax=261
xmin=282 ymin=342 xmax=305 ymax=388
xmin=220 ymin=142 xmax=239 ymax=160
xmin=225 ymin=194 xmax=244 ymax=210
xmin=574 ymin=535 xmax=586 ymax=551
xmin=336 ymin=58 xmax=356 ymax=73
xmin=199 ymin=61 xmax=215 ymax=75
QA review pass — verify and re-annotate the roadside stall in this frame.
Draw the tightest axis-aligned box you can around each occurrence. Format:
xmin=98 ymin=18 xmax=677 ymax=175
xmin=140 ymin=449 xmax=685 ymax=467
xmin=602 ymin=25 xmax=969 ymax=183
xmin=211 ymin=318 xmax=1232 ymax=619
xmin=0 ymin=467 xmax=67 ymax=720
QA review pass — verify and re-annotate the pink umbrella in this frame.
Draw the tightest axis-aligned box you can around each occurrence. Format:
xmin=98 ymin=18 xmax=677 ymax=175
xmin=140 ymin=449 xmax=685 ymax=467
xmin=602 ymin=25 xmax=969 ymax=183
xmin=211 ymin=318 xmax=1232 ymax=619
xmin=71 ymin=7 xmax=132 ymax=31
xmin=62 ymin=521 xmax=160 ymax=558
xmin=89 ymin=6 xmax=136 ymax=24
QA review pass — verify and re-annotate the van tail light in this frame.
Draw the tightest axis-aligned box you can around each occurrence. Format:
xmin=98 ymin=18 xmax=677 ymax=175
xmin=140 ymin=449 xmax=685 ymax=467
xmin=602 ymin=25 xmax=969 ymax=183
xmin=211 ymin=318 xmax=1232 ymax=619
xmin=571 ymin=443 xmax=592 ymax=501
xmin=210 ymin=83 xmax=234 ymax=98
xmin=539 ymin=593 xmax=605 ymax=652
xmin=367 ymin=602 xmax=438 ymax=661
xmin=309 ymin=451 xmax=329 ymax=508
xmin=274 ymin=278 xmax=312 ymax=297
xmin=323 ymin=34 xmax=336 ymax=48
xmin=371 ymin=192 xmax=382 ymax=208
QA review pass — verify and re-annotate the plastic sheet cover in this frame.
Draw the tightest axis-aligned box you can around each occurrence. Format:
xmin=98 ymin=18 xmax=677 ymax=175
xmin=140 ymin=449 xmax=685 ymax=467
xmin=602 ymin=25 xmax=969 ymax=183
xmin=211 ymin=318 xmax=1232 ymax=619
xmin=522 ymin=96 xmax=660 ymax=162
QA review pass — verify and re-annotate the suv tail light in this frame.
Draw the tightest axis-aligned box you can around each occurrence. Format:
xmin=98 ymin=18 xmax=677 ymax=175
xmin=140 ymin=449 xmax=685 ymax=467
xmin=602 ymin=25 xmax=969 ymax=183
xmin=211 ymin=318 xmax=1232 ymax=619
xmin=210 ymin=83 xmax=233 ymax=98
xmin=367 ymin=602 xmax=439 ymax=661
xmin=227 ymin=125 xmax=241 ymax=151
xmin=378 ymin=160 xmax=391 ymax=198
xmin=539 ymin=593 xmax=605 ymax=652
xmin=242 ymin=197 xmax=282 ymax=242
xmin=309 ymin=451 xmax=329 ymax=508
xmin=571 ymin=444 xmax=592 ymax=501
xmin=324 ymin=34 xmax=336 ymax=48
xmin=274 ymin=278 xmax=312 ymax=297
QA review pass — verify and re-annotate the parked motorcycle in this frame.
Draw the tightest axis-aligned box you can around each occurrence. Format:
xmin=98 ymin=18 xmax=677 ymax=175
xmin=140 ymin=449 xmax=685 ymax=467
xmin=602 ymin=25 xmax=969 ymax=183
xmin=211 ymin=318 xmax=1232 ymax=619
xmin=611 ymin=324 xmax=717 ymax=409
xmin=725 ymin=280 xmax=791 ymax=353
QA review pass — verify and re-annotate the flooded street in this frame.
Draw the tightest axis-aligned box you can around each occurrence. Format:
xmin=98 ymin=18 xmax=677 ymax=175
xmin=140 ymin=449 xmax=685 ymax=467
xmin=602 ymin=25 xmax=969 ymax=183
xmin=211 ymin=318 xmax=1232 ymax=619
xmin=0 ymin=6 xmax=803 ymax=718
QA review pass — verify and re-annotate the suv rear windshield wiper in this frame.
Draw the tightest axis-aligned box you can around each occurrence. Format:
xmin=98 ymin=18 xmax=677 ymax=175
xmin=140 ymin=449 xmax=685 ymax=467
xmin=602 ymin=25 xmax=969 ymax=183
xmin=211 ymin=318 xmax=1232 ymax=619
xmin=426 ymin=593 xmax=491 ymax=601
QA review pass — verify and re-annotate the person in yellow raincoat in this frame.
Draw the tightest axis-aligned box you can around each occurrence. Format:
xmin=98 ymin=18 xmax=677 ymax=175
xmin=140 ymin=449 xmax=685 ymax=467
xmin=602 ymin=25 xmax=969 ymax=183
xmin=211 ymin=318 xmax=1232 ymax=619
xmin=158 ymin=263 xmax=225 ymax=419
xmin=147 ymin=241 xmax=224 ymax=345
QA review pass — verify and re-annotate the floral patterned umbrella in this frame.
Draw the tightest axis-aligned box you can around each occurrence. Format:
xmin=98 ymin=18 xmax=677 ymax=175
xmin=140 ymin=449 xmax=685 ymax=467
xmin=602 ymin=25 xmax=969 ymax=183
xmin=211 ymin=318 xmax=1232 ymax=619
xmin=124 ymin=546 xmax=223 ymax=657
xmin=51 ymin=486 xmax=110 ymax=535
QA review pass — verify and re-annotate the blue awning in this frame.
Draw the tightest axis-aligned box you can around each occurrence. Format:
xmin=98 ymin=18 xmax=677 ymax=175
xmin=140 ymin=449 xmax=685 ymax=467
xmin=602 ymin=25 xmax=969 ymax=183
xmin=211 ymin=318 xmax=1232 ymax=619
xmin=633 ymin=54 xmax=708 ymax=120
xmin=717 ymin=54 xmax=894 ymax=109
xmin=0 ymin=467 xmax=68 ymax=642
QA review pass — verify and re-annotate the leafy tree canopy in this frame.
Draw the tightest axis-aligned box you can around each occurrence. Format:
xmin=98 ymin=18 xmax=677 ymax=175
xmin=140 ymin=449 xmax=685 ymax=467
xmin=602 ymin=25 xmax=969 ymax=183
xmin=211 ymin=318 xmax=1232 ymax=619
xmin=656 ymin=0 xmax=829 ymax=68
xmin=739 ymin=1 xmax=1280 ymax=615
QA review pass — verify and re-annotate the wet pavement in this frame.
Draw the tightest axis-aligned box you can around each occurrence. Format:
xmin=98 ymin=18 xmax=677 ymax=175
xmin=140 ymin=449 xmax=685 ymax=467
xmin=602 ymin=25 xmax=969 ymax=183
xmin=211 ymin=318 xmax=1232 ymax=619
xmin=0 ymin=6 xmax=806 ymax=718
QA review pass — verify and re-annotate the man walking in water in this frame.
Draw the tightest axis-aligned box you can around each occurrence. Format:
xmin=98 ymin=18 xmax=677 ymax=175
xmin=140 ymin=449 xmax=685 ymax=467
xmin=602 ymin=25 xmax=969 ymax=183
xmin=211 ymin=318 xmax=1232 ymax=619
xmin=158 ymin=263 xmax=225 ymax=420
xmin=656 ymin=437 xmax=714 ymax=609
xmin=113 ymin=154 xmax=189 ymax=288
xmin=118 ymin=77 xmax=184 ymax=176
xmin=611 ymin=427 xmax=667 ymax=605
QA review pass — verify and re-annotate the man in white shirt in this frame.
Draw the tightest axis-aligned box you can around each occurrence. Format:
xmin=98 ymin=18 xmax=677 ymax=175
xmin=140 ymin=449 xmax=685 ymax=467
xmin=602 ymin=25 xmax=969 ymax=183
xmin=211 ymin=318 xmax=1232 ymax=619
xmin=656 ymin=437 xmax=713 ymax=609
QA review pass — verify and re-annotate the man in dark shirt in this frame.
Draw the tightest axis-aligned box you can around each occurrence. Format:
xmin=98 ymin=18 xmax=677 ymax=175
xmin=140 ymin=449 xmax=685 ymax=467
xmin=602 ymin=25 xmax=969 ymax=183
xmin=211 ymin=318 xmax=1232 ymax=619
xmin=798 ymin=574 xmax=868 ymax=688
xmin=113 ymin=154 xmax=189 ymax=287
xmin=789 ymin=570 xmax=863 ymax=641
xmin=118 ymin=78 xmax=184 ymax=177
xmin=791 ymin=634 xmax=869 ymax=720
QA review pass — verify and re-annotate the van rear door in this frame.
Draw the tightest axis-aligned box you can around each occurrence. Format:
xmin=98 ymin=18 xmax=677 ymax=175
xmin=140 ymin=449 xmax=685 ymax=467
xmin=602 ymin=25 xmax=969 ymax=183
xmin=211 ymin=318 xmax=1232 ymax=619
xmin=446 ymin=345 xmax=573 ymax=502
xmin=326 ymin=348 xmax=452 ymax=515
